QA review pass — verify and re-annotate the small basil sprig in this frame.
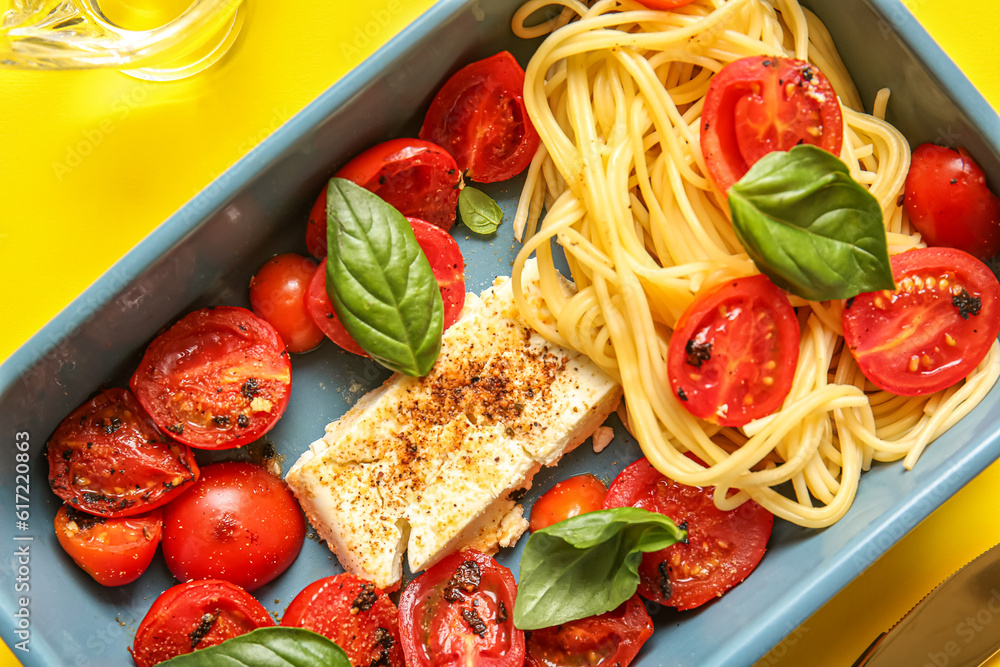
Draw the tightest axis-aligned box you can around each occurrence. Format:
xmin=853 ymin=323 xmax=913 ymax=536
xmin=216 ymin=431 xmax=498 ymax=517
xmin=728 ymin=144 xmax=894 ymax=301
xmin=326 ymin=177 xmax=443 ymax=376
xmin=158 ymin=627 xmax=351 ymax=666
xmin=513 ymin=507 xmax=686 ymax=630
xmin=459 ymin=186 xmax=503 ymax=235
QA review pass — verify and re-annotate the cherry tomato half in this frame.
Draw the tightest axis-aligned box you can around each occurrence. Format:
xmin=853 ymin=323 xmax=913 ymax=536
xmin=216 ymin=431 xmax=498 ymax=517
xmin=47 ymin=388 xmax=199 ymax=517
xmin=399 ymin=549 xmax=524 ymax=667
xmin=529 ymin=474 xmax=607 ymax=533
xmin=161 ymin=462 xmax=306 ymax=592
xmin=130 ymin=306 xmax=292 ymax=450
xmin=603 ymin=456 xmax=773 ymax=611
xmin=307 ymin=138 xmax=462 ymax=256
xmin=281 ymin=573 xmax=403 ymax=666
xmin=700 ymin=55 xmax=843 ymax=193
xmin=306 ymin=217 xmax=466 ymax=356
xmin=54 ymin=504 xmax=162 ymax=586
xmin=843 ymin=247 xmax=1000 ymax=396
xmin=904 ymin=143 xmax=1000 ymax=260
xmin=524 ymin=594 xmax=653 ymax=667
xmin=249 ymin=253 xmax=325 ymax=353
xmin=130 ymin=579 xmax=275 ymax=667
xmin=419 ymin=51 xmax=540 ymax=183
xmin=667 ymin=274 xmax=800 ymax=427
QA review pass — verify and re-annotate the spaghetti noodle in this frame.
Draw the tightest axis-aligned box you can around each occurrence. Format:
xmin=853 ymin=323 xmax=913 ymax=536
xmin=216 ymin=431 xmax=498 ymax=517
xmin=509 ymin=0 xmax=1000 ymax=527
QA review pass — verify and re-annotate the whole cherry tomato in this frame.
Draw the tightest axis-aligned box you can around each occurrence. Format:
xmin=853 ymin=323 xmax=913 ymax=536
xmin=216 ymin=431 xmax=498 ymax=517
xmin=161 ymin=462 xmax=306 ymax=592
xmin=529 ymin=474 xmax=608 ymax=532
xmin=249 ymin=253 xmax=325 ymax=353
xmin=904 ymin=143 xmax=1000 ymax=259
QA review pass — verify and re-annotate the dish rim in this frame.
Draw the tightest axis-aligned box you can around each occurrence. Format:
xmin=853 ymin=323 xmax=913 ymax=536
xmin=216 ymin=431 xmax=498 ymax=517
xmin=3 ymin=1 xmax=1000 ymax=665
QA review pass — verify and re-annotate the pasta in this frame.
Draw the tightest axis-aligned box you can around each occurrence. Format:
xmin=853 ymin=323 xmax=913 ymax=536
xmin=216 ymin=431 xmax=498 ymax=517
xmin=509 ymin=0 xmax=1000 ymax=527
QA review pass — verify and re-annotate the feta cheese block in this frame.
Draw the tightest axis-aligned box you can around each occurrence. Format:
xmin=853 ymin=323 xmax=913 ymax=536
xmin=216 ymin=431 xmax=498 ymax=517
xmin=285 ymin=259 xmax=622 ymax=589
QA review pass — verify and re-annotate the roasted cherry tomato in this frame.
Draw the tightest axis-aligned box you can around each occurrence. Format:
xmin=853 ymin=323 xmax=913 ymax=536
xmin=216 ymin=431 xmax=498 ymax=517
xmin=130 ymin=579 xmax=275 ymax=667
xmin=249 ymin=253 xmax=325 ymax=353
xmin=305 ymin=261 xmax=367 ymax=356
xmin=307 ymin=138 xmax=462 ymax=255
xmin=399 ymin=549 xmax=524 ymax=667
xmin=700 ymin=55 xmax=843 ymax=193
xmin=524 ymin=594 xmax=653 ymax=667
xmin=419 ymin=51 xmax=540 ymax=183
xmin=130 ymin=306 xmax=292 ymax=450
xmin=54 ymin=504 xmax=162 ymax=586
xmin=529 ymin=474 xmax=608 ymax=532
xmin=47 ymin=388 xmax=198 ymax=517
xmin=161 ymin=462 xmax=306 ymax=592
xmin=603 ymin=456 xmax=773 ymax=611
xmin=306 ymin=217 xmax=466 ymax=356
xmin=904 ymin=143 xmax=1000 ymax=260
xmin=281 ymin=573 xmax=403 ymax=666
xmin=843 ymin=247 xmax=1000 ymax=396
xmin=667 ymin=274 xmax=800 ymax=427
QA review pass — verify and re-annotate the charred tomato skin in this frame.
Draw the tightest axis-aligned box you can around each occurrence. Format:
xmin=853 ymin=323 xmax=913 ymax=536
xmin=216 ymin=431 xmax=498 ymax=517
xmin=46 ymin=387 xmax=199 ymax=517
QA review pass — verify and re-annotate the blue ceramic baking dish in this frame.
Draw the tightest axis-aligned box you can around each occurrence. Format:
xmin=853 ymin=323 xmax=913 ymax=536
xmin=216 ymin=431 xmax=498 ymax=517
xmin=2 ymin=0 xmax=999 ymax=665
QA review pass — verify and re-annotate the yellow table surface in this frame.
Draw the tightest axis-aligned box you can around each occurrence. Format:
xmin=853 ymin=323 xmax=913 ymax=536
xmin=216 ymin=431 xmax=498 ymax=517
xmin=1 ymin=1 xmax=999 ymax=665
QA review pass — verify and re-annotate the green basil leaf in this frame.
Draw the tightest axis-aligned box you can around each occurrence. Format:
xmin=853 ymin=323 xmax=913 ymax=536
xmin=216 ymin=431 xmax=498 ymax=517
xmin=728 ymin=144 xmax=894 ymax=301
xmin=459 ymin=186 xmax=504 ymax=235
xmin=513 ymin=507 xmax=686 ymax=630
xmin=326 ymin=177 xmax=443 ymax=376
xmin=158 ymin=627 xmax=352 ymax=666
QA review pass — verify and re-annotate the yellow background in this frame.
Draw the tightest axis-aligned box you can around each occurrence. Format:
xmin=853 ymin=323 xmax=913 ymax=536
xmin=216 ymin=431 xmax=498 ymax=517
xmin=1 ymin=1 xmax=998 ymax=665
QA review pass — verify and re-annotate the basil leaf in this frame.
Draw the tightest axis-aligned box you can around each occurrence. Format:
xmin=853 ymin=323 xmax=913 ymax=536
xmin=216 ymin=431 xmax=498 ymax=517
xmin=326 ymin=177 xmax=443 ymax=376
xmin=158 ymin=627 xmax=351 ymax=666
xmin=513 ymin=507 xmax=686 ymax=630
xmin=459 ymin=186 xmax=503 ymax=235
xmin=728 ymin=144 xmax=894 ymax=301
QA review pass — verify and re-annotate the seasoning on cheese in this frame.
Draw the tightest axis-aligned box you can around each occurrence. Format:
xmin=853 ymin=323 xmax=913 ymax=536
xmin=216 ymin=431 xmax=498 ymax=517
xmin=286 ymin=259 xmax=622 ymax=588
